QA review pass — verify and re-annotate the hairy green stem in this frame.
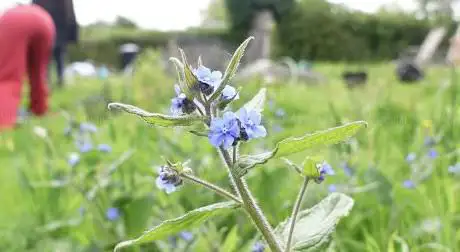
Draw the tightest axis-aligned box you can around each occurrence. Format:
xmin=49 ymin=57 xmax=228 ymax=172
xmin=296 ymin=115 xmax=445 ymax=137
xmin=220 ymin=146 xmax=283 ymax=252
xmin=180 ymin=173 xmax=242 ymax=204
xmin=285 ymin=177 xmax=309 ymax=252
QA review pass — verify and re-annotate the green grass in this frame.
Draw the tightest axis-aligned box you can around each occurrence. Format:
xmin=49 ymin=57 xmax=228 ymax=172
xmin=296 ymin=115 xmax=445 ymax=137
xmin=1 ymin=52 xmax=459 ymax=252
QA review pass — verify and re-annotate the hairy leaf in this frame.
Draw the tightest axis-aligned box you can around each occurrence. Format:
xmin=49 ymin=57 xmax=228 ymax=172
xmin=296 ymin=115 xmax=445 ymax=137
xmin=274 ymin=193 xmax=354 ymax=251
xmin=210 ymin=36 xmax=254 ymax=101
xmin=108 ymin=103 xmax=204 ymax=127
xmin=241 ymin=88 xmax=266 ymax=113
xmin=179 ymin=48 xmax=199 ymax=95
xmin=114 ymin=201 xmax=240 ymax=251
xmin=169 ymin=57 xmax=193 ymax=99
xmin=237 ymin=121 xmax=367 ymax=175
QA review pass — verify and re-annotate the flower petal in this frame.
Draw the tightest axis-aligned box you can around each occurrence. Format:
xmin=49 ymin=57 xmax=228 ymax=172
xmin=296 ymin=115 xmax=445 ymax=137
xmin=209 ymin=133 xmax=225 ymax=147
xmin=249 ymin=110 xmax=262 ymax=125
xmin=222 ymin=135 xmax=235 ymax=149
xmin=252 ymin=125 xmax=267 ymax=138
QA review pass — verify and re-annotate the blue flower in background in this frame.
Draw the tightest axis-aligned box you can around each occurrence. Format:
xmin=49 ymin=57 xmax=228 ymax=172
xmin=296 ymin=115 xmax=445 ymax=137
xmin=427 ymin=148 xmax=438 ymax=159
xmin=170 ymin=84 xmax=196 ymax=114
xmin=221 ymin=85 xmax=239 ymax=101
xmin=238 ymin=108 xmax=267 ymax=140
xmin=193 ymin=65 xmax=222 ymax=95
xmin=77 ymin=141 xmax=93 ymax=153
xmin=315 ymin=161 xmax=335 ymax=184
xmin=68 ymin=152 xmax=80 ymax=167
xmin=341 ymin=162 xmax=354 ymax=177
xmin=328 ymin=184 xmax=337 ymax=192
xmin=252 ymin=241 xmax=265 ymax=252
xmin=156 ymin=166 xmax=183 ymax=194
xmin=79 ymin=207 xmax=86 ymax=216
xmin=179 ymin=231 xmax=193 ymax=241
xmin=106 ymin=207 xmax=120 ymax=221
xmin=272 ymin=124 xmax=283 ymax=133
xmin=98 ymin=65 xmax=110 ymax=79
xmin=98 ymin=144 xmax=112 ymax=153
xmin=448 ymin=163 xmax=460 ymax=174
xmin=424 ymin=136 xmax=435 ymax=147
xmin=80 ymin=122 xmax=97 ymax=133
xmin=406 ymin=153 xmax=417 ymax=163
xmin=208 ymin=112 xmax=240 ymax=149
xmin=403 ymin=180 xmax=416 ymax=189
xmin=275 ymin=108 xmax=285 ymax=118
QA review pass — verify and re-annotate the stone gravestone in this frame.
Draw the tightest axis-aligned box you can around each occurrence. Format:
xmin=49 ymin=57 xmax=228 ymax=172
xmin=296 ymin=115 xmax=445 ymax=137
xmin=236 ymin=10 xmax=324 ymax=84
xmin=447 ymin=25 xmax=460 ymax=66
xmin=396 ymin=27 xmax=446 ymax=83
xmin=414 ymin=27 xmax=447 ymax=67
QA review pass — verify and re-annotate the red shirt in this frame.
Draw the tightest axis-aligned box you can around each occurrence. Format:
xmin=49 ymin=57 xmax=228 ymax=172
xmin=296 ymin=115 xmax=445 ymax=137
xmin=0 ymin=5 xmax=55 ymax=129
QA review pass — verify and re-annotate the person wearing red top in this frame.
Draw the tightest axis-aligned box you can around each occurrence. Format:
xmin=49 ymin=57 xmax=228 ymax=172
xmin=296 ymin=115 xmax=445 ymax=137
xmin=0 ymin=4 xmax=55 ymax=130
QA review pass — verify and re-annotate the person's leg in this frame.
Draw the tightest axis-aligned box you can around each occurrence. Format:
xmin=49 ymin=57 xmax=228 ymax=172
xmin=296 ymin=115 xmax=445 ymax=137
xmin=54 ymin=44 xmax=66 ymax=87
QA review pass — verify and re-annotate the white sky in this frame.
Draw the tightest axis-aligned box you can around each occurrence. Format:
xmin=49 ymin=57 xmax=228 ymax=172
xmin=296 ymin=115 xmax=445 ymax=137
xmin=0 ymin=0 xmax=451 ymax=31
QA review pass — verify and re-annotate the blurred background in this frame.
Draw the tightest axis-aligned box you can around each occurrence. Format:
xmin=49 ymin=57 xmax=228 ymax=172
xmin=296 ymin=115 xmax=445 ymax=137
xmin=1 ymin=0 xmax=460 ymax=251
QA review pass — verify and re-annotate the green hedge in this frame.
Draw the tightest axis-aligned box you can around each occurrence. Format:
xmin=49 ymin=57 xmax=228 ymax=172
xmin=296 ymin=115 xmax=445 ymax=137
xmin=67 ymin=28 xmax=231 ymax=67
xmin=273 ymin=0 xmax=456 ymax=62
xmin=68 ymin=1 xmax=457 ymax=65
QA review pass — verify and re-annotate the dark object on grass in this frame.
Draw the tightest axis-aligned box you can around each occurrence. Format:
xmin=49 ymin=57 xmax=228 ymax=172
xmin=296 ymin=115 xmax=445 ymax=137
xmin=342 ymin=71 xmax=368 ymax=88
xmin=119 ymin=43 xmax=140 ymax=71
xmin=396 ymin=62 xmax=424 ymax=83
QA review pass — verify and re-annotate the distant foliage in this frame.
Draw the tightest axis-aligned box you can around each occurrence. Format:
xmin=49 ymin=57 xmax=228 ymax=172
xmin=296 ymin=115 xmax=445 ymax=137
xmin=224 ymin=0 xmax=294 ymax=44
xmin=273 ymin=0 xmax=456 ymax=61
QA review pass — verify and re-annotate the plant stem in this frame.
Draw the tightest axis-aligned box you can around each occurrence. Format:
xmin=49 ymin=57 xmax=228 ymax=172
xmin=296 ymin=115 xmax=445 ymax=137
xmin=220 ymin=146 xmax=283 ymax=252
xmin=285 ymin=177 xmax=309 ymax=252
xmin=180 ymin=173 xmax=242 ymax=204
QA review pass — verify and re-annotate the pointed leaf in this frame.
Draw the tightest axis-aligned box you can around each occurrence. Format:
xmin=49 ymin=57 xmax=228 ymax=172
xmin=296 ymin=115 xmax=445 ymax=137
xmin=179 ymin=48 xmax=199 ymax=95
xmin=236 ymin=121 xmax=367 ymax=176
xmin=114 ymin=201 xmax=240 ymax=251
xmin=108 ymin=103 xmax=204 ymax=127
xmin=241 ymin=88 xmax=266 ymax=113
xmin=221 ymin=226 xmax=240 ymax=252
xmin=210 ymin=37 xmax=254 ymax=101
xmin=169 ymin=57 xmax=193 ymax=99
xmin=274 ymin=193 xmax=354 ymax=251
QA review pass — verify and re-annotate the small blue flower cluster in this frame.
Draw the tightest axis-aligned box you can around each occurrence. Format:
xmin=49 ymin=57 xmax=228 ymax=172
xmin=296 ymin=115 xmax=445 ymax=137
xmin=106 ymin=207 xmax=120 ymax=221
xmin=252 ymin=241 xmax=265 ymax=252
xmin=209 ymin=108 xmax=267 ymax=149
xmin=170 ymin=66 xmax=239 ymax=115
xmin=64 ymin=121 xmax=112 ymax=167
xmin=155 ymin=165 xmax=183 ymax=194
xmin=314 ymin=161 xmax=335 ymax=184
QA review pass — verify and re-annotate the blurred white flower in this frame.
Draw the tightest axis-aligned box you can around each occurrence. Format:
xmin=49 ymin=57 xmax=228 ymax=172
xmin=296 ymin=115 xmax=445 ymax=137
xmin=33 ymin=126 xmax=48 ymax=139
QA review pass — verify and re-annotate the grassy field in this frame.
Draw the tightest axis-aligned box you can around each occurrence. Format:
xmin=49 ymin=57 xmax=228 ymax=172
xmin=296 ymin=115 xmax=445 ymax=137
xmin=0 ymin=50 xmax=459 ymax=252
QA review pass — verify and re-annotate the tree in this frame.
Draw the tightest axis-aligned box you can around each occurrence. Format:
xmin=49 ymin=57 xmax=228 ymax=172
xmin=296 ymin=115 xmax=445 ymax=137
xmin=415 ymin=0 xmax=459 ymax=24
xmin=225 ymin=0 xmax=294 ymax=43
xmin=114 ymin=16 xmax=138 ymax=29
xmin=201 ymin=0 xmax=228 ymax=27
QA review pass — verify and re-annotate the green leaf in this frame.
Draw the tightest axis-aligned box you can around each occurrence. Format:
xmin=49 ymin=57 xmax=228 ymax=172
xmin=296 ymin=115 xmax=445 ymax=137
xmin=274 ymin=193 xmax=354 ymax=251
xmin=236 ymin=121 xmax=367 ymax=176
xmin=241 ymin=88 xmax=266 ymax=113
xmin=221 ymin=226 xmax=240 ymax=252
xmin=179 ymin=48 xmax=199 ymax=95
xmin=108 ymin=102 xmax=204 ymax=127
xmin=113 ymin=201 xmax=240 ymax=251
xmin=169 ymin=57 xmax=193 ymax=99
xmin=210 ymin=37 xmax=254 ymax=101
xmin=301 ymin=156 xmax=323 ymax=178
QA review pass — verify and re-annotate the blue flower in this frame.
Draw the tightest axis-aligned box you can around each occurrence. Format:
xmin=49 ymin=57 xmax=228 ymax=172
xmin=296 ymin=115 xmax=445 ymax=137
xmin=237 ymin=108 xmax=267 ymax=140
xmin=98 ymin=65 xmax=110 ymax=79
xmin=341 ymin=162 xmax=354 ymax=177
xmin=98 ymin=144 xmax=112 ymax=153
xmin=179 ymin=231 xmax=193 ymax=241
xmin=156 ymin=166 xmax=182 ymax=194
xmin=252 ymin=241 xmax=265 ymax=252
xmin=406 ymin=153 xmax=416 ymax=163
xmin=170 ymin=85 xmax=196 ymax=114
xmin=448 ymin=163 xmax=460 ymax=174
xmin=221 ymin=85 xmax=239 ymax=101
xmin=77 ymin=141 xmax=93 ymax=153
xmin=272 ymin=124 xmax=283 ymax=133
xmin=80 ymin=122 xmax=97 ymax=133
xmin=68 ymin=153 xmax=80 ymax=167
xmin=315 ymin=161 xmax=335 ymax=184
xmin=193 ymin=66 xmax=222 ymax=95
xmin=403 ymin=180 xmax=416 ymax=189
xmin=275 ymin=108 xmax=285 ymax=117
xmin=106 ymin=207 xmax=120 ymax=221
xmin=208 ymin=112 xmax=240 ymax=149
xmin=427 ymin=148 xmax=438 ymax=159
xmin=424 ymin=136 xmax=435 ymax=147
xmin=79 ymin=207 xmax=86 ymax=216
xmin=328 ymin=184 xmax=337 ymax=192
